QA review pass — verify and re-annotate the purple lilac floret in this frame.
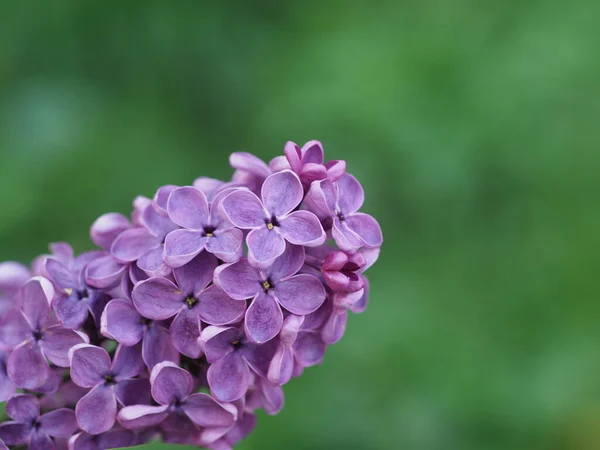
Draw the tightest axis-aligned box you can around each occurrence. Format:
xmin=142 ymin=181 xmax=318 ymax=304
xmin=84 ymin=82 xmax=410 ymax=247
xmin=0 ymin=140 xmax=382 ymax=449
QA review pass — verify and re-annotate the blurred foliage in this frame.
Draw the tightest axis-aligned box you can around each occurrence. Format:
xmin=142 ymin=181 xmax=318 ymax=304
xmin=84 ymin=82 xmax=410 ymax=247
xmin=1 ymin=1 xmax=599 ymax=449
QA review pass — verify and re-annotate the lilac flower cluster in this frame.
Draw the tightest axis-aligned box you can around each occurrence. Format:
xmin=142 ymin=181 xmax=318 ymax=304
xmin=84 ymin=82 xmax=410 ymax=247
xmin=0 ymin=141 xmax=382 ymax=450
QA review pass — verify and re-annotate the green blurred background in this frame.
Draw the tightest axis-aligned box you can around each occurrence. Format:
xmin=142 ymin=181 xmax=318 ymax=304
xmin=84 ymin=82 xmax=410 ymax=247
xmin=1 ymin=1 xmax=599 ymax=449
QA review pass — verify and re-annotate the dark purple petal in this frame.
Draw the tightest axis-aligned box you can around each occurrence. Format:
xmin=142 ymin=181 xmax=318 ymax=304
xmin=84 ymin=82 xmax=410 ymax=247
xmin=6 ymin=394 xmax=39 ymax=422
xmin=202 ymin=327 xmax=238 ymax=363
xmin=173 ymin=251 xmax=217 ymax=297
xmin=44 ymin=259 xmax=77 ymax=291
xmin=8 ymin=341 xmax=49 ymax=389
xmin=278 ymin=210 xmax=326 ymax=247
xmin=52 ymin=294 xmax=89 ymax=329
xmin=0 ymin=354 xmax=16 ymax=401
xmin=183 ymin=393 xmax=236 ymax=428
xmin=246 ymin=227 xmax=286 ymax=267
xmin=274 ymin=274 xmax=326 ymax=315
xmin=114 ymin=378 xmax=152 ymax=406
xmin=150 ymin=361 xmax=193 ymax=405
xmin=0 ymin=438 xmax=7 ymax=450
xmin=241 ymin=339 xmax=278 ymax=378
xmin=167 ymin=186 xmax=209 ymax=230
xmin=301 ymin=140 xmax=324 ymax=164
xmin=142 ymin=323 xmax=179 ymax=370
xmin=244 ymin=293 xmax=283 ymax=344
xmin=261 ymin=170 xmax=303 ymax=217
xmin=213 ymin=259 xmax=260 ymax=300
xmin=42 ymin=326 xmax=86 ymax=367
xmin=162 ymin=229 xmax=207 ymax=268
xmin=170 ymin=308 xmax=202 ymax=358
xmin=100 ymin=299 xmax=143 ymax=346
xmin=110 ymin=228 xmax=161 ymax=263
xmin=90 ymin=213 xmax=131 ymax=250
xmin=117 ymin=405 xmax=170 ymax=430
xmin=76 ymin=385 xmax=117 ymax=435
xmin=345 ymin=213 xmax=383 ymax=248
xmin=69 ymin=344 xmax=110 ymax=388
xmin=20 ymin=277 xmax=53 ymax=330
xmin=207 ymin=351 xmax=250 ymax=403
xmin=30 ymin=432 xmax=55 ymax=450
xmin=0 ymin=422 xmax=31 ymax=445
xmin=0 ymin=309 xmax=31 ymax=348
xmin=197 ymin=286 xmax=246 ymax=326
xmin=132 ymin=277 xmax=183 ymax=320
xmin=336 ymin=173 xmax=364 ymax=215
xmin=224 ymin=411 xmax=257 ymax=447
xmin=221 ymin=190 xmax=266 ymax=229
xmin=39 ymin=409 xmax=78 ymax=437
xmin=266 ymin=244 xmax=305 ymax=282
xmin=85 ymin=256 xmax=127 ymax=290
xmin=112 ymin=343 xmax=144 ymax=380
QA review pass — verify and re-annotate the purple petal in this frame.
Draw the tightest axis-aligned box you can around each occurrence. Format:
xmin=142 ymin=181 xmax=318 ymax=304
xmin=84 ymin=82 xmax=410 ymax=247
xmin=213 ymin=259 xmax=260 ymax=300
xmin=0 ymin=309 xmax=31 ymax=348
xmin=278 ymin=210 xmax=326 ymax=247
xmin=336 ymin=173 xmax=364 ymax=215
xmin=150 ymin=361 xmax=193 ymax=405
xmin=163 ymin=229 xmax=207 ymax=268
xmin=274 ymin=274 xmax=326 ymax=315
xmin=241 ymin=339 xmax=278 ymax=377
xmin=44 ymin=259 xmax=77 ymax=291
xmin=30 ymin=432 xmax=54 ymax=450
xmin=244 ymin=293 xmax=283 ymax=344
xmin=142 ymin=323 xmax=179 ymax=370
xmin=332 ymin=217 xmax=363 ymax=251
xmin=6 ymin=394 xmax=39 ymax=422
xmin=246 ymin=227 xmax=286 ymax=267
xmin=345 ymin=213 xmax=383 ymax=248
xmin=136 ymin=246 xmax=169 ymax=278
xmin=167 ymin=186 xmax=209 ymax=230
xmin=32 ymin=368 xmax=62 ymax=395
xmin=90 ymin=213 xmax=131 ymax=250
xmin=322 ymin=307 xmax=348 ymax=344
xmin=260 ymin=170 xmax=303 ymax=216
xmin=141 ymin=201 xmax=178 ymax=238
xmin=223 ymin=411 xmax=256 ymax=447
xmin=284 ymin=142 xmax=302 ymax=174
xmin=183 ymin=393 xmax=236 ymax=428
xmin=293 ymin=332 xmax=326 ymax=366
xmin=115 ymin=378 xmax=152 ymax=406
xmin=85 ymin=256 xmax=127 ymax=290
xmin=266 ymin=243 xmax=305 ymax=282
xmin=305 ymin=179 xmax=337 ymax=216
xmin=0 ymin=262 xmax=31 ymax=296
xmin=350 ymin=276 xmax=369 ymax=314
xmin=258 ymin=378 xmax=284 ymax=415
xmin=0 ymin=422 xmax=30 ymax=445
xmin=40 ymin=409 xmax=77 ymax=437
xmin=173 ymin=251 xmax=218 ymax=296
xmin=193 ymin=177 xmax=225 ymax=199
xmin=197 ymin=286 xmax=246 ymax=326
xmin=269 ymin=154 xmax=290 ymax=172
xmin=132 ymin=277 xmax=183 ymax=320
xmin=69 ymin=344 xmax=110 ymax=388
xmin=229 ymin=152 xmax=270 ymax=178
xmin=76 ymin=385 xmax=117 ymax=435
xmin=170 ymin=308 xmax=202 ymax=358
xmin=117 ymin=405 xmax=169 ymax=430
xmin=301 ymin=140 xmax=324 ymax=164
xmin=206 ymin=228 xmax=243 ymax=261
xmin=325 ymin=159 xmax=346 ymax=181
xmin=52 ymin=294 xmax=89 ymax=329
xmin=42 ymin=326 xmax=86 ymax=367
xmin=112 ymin=343 xmax=144 ymax=379
xmin=110 ymin=228 xmax=161 ymax=263
xmin=207 ymin=351 xmax=250 ymax=402
xmin=299 ymin=163 xmax=327 ymax=185
xmin=153 ymin=185 xmax=178 ymax=213
xmin=19 ymin=277 xmax=53 ymax=331
xmin=267 ymin=344 xmax=293 ymax=385
xmin=0 ymin=357 xmax=16 ymax=402
xmin=8 ymin=341 xmax=49 ymax=389
xmin=100 ymin=299 xmax=143 ymax=346
xmin=221 ymin=190 xmax=266 ymax=229
xmin=202 ymin=327 xmax=239 ymax=363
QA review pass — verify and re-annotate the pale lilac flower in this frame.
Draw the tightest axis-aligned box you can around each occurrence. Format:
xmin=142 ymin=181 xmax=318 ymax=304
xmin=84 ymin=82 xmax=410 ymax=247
xmin=306 ymin=173 xmax=383 ymax=251
xmin=0 ymin=350 xmax=16 ymax=401
xmin=0 ymin=394 xmax=77 ymax=450
xmin=215 ymin=245 xmax=326 ymax=343
xmin=284 ymin=140 xmax=346 ymax=187
xmin=100 ymin=298 xmax=179 ymax=370
xmin=68 ymin=426 xmax=136 ymax=450
xmin=90 ymin=213 xmax=131 ymax=251
xmin=0 ymin=261 xmax=31 ymax=318
xmin=0 ymin=277 xmax=86 ymax=389
xmin=132 ymin=252 xmax=245 ymax=358
xmin=222 ymin=170 xmax=326 ymax=267
xmin=69 ymin=343 xmax=145 ymax=435
xmin=229 ymin=152 xmax=283 ymax=195
xmin=162 ymin=186 xmax=243 ymax=267
xmin=245 ymin=376 xmax=284 ymax=416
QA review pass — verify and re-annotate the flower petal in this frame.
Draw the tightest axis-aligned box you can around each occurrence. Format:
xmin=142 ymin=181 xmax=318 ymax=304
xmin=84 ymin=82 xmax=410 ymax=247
xmin=69 ymin=344 xmax=110 ymax=388
xmin=142 ymin=324 xmax=179 ymax=370
xmin=202 ymin=327 xmax=239 ymax=363
xmin=150 ymin=361 xmax=193 ymax=405
xmin=114 ymin=377 xmax=152 ymax=406
xmin=261 ymin=170 xmax=303 ymax=216
xmin=44 ymin=259 xmax=77 ymax=290
xmin=141 ymin=202 xmax=178 ymax=238
xmin=305 ymin=179 xmax=337 ymax=216
xmin=39 ymin=409 xmax=78 ymax=437
xmin=0 ymin=262 xmax=30 ymax=296
xmin=112 ymin=343 xmax=144 ymax=379
xmin=170 ymin=308 xmax=202 ymax=359
xmin=247 ymin=227 xmax=286 ymax=267
xmin=167 ymin=186 xmax=210 ymax=230
xmin=76 ymin=385 xmax=117 ymax=435
xmin=322 ymin=307 xmax=348 ymax=345
xmin=221 ymin=189 xmax=266 ymax=229
xmin=85 ymin=256 xmax=127 ymax=290
xmin=266 ymin=243 xmax=305 ymax=282
xmin=6 ymin=394 xmax=39 ymax=422
xmin=0 ymin=309 xmax=31 ymax=348
xmin=110 ymin=228 xmax=161 ymax=263
xmin=42 ymin=326 xmax=85 ymax=367
xmin=29 ymin=431 xmax=53 ymax=450
xmin=52 ymin=294 xmax=89 ymax=329
xmin=345 ymin=213 xmax=383 ymax=248
xmin=206 ymin=228 xmax=244 ymax=261
xmin=274 ymin=274 xmax=326 ymax=315
xmin=213 ymin=259 xmax=260 ymax=300
xmin=332 ymin=217 xmax=363 ymax=251
xmin=163 ymin=229 xmax=207 ymax=268
xmin=244 ymin=293 xmax=283 ymax=344
xmin=283 ymin=141 xmax=302 ymax=172
xmin=258 ymin=378 xmax=284 ymax=415
xmin=293 ymin=332 xmax=326 ymax=367
xmin=197 ymin=285 xmax=246 ymax=326
xmin=8 ymin=341 xmax=49 ymax=389
xmin=0 ymin=422 xmax=30 ymax=445
xmin=117 ymin=405 xmax=170 ymax=430
xmin=207 ymin=351 xmax=250 ymax=403
xmin=90 ymin=213 xmax=131 ymax=250
xmin=19 ymin=277 xmax=53 ymax=331
xmin=229 ymin=152 xmax=271 ymax=178
xmin=100 ymin=299 xmax=143 ymax=346
xmin=336 ymin=173 xmax=364 ymax=215
xmin=278 ymin=210 xmax=326 ymax=247
xmin=173 ymin=251 xmax=217 ymax=296
xmin=136 ymin=246 xmax=169 ymax=278
xmin=132 ymin=277 xmax=183 ymax=320
xmin=183 ymin=393 xmax=236 ymax=428
xmin=0 ymin=357 xmax=16 ymax=402
xmin=267 ymin=344 xmax=293 ymax=386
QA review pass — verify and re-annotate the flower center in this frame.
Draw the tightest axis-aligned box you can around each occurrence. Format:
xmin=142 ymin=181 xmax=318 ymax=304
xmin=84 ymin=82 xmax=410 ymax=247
xmin=140 ymin=317 xmax=152 ymax=327
xmin=104 ymin=374 xmax=116 ymax=385
xmin=31 ymin=419 xmax=41 ymax=431
xmin=203 ymin=225 xmax=216 ymax=238
xmin=335 ymin=210 xmax=345 ymax=221
xmin=265 ymin=215 xmax=280 ymax=230
xmin=32 ymin=330 xmax=44 ymax=342
xmin=77 ymin=288 xmax=89 ymax=301
xmin=185 ymin=295 xmax=198 ymax=309
xmin=261 ymin=279 xmax=274 ymax=293
xmin=231 ymin=340 xmax=243 ymax=350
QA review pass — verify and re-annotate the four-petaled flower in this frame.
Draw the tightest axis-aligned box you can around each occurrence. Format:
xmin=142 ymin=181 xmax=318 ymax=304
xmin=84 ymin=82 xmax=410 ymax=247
xmin=284 ymin=140 xmax=346 ymax=187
